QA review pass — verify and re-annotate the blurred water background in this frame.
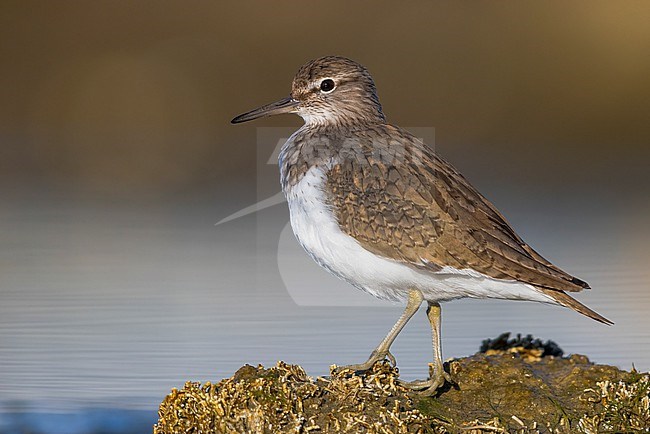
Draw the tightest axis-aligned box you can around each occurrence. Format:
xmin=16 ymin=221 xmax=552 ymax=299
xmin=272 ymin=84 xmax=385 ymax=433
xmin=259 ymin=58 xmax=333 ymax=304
xmin=1 ymin=2 xmax=650 ymax=433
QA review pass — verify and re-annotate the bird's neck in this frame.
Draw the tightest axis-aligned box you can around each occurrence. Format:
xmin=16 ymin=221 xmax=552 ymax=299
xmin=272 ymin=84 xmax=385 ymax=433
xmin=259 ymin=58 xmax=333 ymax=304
xmin=302 ymin=112 xmax=386 ymax=130
xmin=278 ymin=119 xmax=393 ymax=194
xmin=278 ymin=126 xmax=335 ymax=193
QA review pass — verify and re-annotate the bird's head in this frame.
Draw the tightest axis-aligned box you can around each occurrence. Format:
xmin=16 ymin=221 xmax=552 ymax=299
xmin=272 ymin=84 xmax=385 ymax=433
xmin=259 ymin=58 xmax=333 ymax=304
xmin=232 ymin=56 xmax=385 ymax=128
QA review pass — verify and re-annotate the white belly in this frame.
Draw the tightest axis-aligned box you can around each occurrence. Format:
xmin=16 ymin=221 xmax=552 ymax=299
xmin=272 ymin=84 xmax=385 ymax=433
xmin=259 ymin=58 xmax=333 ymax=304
xmin=285 ymin=167 xmax=555 ymax=305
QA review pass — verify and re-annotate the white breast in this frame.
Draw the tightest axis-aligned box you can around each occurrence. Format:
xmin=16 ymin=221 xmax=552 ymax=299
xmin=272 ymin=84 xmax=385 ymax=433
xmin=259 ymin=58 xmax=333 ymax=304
xmin=285 ymin=166 xmax=556 ymax=305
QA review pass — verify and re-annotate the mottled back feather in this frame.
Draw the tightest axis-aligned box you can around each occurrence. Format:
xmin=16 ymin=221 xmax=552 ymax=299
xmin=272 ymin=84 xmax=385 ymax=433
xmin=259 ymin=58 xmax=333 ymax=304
xmin=316 ymin=124 xmax=590 ymax=293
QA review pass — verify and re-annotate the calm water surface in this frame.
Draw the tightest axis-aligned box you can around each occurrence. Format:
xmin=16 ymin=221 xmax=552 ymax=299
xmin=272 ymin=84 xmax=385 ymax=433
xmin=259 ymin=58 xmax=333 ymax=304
xmin=0 ymin=194 xmax=648 ymax=430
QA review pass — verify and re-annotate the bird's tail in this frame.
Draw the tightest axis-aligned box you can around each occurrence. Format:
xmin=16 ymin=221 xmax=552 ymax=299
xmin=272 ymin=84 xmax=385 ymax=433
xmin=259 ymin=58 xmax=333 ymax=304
xmin=538 ymin=288 xmax=613 ymax=325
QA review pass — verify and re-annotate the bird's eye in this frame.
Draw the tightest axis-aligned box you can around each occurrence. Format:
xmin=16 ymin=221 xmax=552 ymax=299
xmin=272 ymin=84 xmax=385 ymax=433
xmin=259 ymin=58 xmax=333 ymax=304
xmin=319 ymin=79 xmax=335 ymax=93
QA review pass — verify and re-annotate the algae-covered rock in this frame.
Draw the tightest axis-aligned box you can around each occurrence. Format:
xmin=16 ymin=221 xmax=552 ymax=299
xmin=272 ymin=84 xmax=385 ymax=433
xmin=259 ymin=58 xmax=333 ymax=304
xmin=154 ymin=336 xmax=649 ymax=433
xmin=154 ymin=362 xmax=430 ymax=434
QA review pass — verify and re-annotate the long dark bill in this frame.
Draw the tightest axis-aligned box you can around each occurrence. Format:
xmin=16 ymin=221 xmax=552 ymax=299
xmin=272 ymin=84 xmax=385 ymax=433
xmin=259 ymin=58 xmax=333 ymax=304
xmin=231 ymin=97 xmax=298 ymax=124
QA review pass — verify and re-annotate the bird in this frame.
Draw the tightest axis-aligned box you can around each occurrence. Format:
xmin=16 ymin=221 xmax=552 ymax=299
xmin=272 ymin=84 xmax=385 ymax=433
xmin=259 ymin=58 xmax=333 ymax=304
xmin=231 ymin=56 xmax=612 ymax=396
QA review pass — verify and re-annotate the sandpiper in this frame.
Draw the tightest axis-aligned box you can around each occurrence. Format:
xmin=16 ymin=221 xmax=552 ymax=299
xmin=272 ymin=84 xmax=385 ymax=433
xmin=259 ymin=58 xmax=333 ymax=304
xmin=231 ymin=56 xmax=612 ymax=395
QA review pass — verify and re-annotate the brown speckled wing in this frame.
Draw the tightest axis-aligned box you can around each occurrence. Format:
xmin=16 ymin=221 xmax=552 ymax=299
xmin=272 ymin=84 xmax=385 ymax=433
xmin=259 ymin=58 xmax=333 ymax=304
xmin=325 ymin=124 xmax=589 ymax=293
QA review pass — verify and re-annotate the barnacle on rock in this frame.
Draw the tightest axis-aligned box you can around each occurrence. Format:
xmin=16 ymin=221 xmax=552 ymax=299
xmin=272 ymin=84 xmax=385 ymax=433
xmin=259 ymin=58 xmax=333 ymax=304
xmin=154 ymin=335 xmax=650 ymax=433
xmin=154 ymin=361 xmax=437 ymax=434
xmin=578 ymin=374 xmax=650 ymax=433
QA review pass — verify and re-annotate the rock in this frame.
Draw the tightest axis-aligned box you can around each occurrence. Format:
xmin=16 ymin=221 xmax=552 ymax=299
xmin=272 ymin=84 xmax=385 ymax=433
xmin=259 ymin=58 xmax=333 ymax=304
xmin=153 ymin=337 xmax=649 ymax=433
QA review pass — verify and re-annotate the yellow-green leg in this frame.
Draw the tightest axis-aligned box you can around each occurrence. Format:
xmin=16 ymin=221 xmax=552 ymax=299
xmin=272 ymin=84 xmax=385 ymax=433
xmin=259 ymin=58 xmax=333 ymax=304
xmin=400 ymin=301 xmax=452 ymax=395
xmin=333 ymin=289 xmax=423 ymax=373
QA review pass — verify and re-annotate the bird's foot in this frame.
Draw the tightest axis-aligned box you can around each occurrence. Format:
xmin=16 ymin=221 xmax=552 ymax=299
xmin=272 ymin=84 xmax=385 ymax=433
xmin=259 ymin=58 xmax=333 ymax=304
xmin=399 ymin=363 xmax=453 ymax=396
xmin=332 ymin=349 xmax=397 ymax=375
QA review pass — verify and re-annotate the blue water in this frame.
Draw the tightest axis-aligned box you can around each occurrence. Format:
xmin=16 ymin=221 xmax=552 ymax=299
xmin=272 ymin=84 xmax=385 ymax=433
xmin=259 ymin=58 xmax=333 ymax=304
xmin=1 ymin=194 xmax=648 ymax=433
xmin=0 ymin=410 xmax=154 ymax=434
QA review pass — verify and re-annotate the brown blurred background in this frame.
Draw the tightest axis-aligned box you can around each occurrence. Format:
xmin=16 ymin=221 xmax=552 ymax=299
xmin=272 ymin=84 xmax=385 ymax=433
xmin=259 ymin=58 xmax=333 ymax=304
xmin=1 ymin=1 xmax=649 ymax=203
xmin=1 ymin=4 xmax=650 ymax=426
